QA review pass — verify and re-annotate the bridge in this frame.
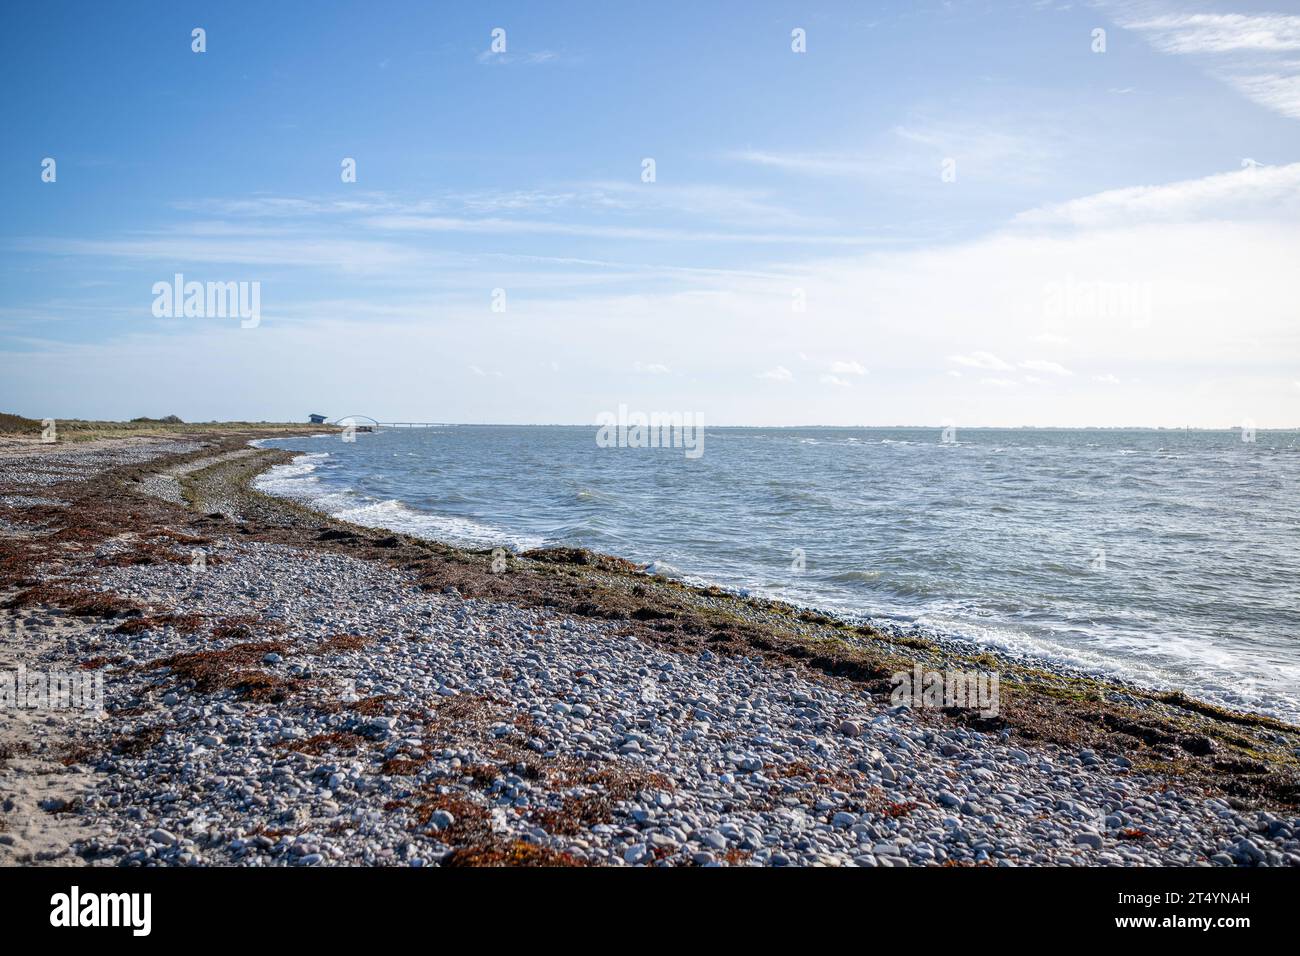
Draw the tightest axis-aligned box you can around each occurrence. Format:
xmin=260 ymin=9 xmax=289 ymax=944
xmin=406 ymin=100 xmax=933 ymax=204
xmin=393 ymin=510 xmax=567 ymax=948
xmin=330 ymin=415 xmax=444 ymax=429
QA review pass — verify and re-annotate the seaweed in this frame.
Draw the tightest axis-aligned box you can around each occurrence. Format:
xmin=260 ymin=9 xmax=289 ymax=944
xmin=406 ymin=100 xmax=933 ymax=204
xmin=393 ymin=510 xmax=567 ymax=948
xmin=313 ymin=633 xmax=372 ymax=653
xmin=113 ymin=613 xmax=207 ymax=635
xmin=274 ymin=731 xmax=367 ymax=756
xmin=442 ymin=839 xmax=586 ymax=867
xmin=4 ymin=584 xmax=143 ymax=619
xmin=145 ymin=641 xmax=302 ymax=701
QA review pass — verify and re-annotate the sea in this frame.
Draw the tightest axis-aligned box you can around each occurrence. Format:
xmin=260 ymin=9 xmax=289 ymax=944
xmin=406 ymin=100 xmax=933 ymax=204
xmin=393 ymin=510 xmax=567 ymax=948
xmin=254 ymin=425 xmax=1300 ymax=722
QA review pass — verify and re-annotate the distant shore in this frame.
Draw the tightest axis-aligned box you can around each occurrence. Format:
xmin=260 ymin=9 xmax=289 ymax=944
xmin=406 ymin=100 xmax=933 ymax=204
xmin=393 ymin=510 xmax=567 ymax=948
xmin=1 ymin=425 xmax=1297 ymax=866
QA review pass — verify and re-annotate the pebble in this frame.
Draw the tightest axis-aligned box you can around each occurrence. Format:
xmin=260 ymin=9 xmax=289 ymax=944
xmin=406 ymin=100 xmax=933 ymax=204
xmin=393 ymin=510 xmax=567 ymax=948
xmin=0 ymin=456 xmax=1282 ymax=871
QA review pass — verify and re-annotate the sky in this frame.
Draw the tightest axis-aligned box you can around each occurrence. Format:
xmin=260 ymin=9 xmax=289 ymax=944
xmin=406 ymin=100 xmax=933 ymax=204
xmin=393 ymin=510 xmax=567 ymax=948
xmin=1 ymin=0 xmax=1298 ymax=427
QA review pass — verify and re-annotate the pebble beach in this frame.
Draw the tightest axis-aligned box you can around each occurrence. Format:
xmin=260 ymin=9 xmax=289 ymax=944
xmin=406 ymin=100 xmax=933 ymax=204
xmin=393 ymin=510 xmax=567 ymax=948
xmin=2 ymin=431 xmax=1298 ymax=867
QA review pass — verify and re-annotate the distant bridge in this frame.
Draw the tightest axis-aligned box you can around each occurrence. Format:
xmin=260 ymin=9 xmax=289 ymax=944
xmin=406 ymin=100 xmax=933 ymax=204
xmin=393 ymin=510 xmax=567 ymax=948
xmin=330 ymin=415 xmax=443 ymax=428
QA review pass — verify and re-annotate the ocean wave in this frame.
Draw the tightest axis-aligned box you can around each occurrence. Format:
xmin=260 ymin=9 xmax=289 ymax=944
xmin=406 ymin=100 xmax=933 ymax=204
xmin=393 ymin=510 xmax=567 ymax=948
xmin=912 ymin=612 xmax=1300 ymax=723
xmin=829 ymin=569 xmax=883 ymax=583
xmin=253 ymin=452 xmax=329 ymax=491
xmin=335 ymin=498 xmax=543 ymax=550
xmin=255 ymin=454 xmax=542 ymax=550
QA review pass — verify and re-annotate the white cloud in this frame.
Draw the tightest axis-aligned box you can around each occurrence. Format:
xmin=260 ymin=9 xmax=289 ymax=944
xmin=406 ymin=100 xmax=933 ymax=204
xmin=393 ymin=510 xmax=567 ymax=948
xmin=758 ymin=366 xmax=794 ymax=382
xmin=1231 ymin=70 xmax=1300 ymax=120
xmin=1020 ymin=359 xmax=1073 ymax=376
xmin=582 ymin=181 xmax=828 ymax=229
xmin=725 ymin=121 xmax=1062 ymax=189
xmin=634 ymin=361 xmax=671 ymax=375
xmin=949 ymin=351 xmax=1012 ymax=371
xmin=1014 ymin=162 xmax=1300 ymax=229
xmin=476 ymin=49 xmax=561 ymax=66
xmin=17 ymin=235 xmax=424 ymax=273
xmin=980 ymin=377 xmax=1020 ymax=388
xmin=172 ymin=184 xmax=838 ymax=243
xmin=1122 ymin=13 xmax=1300 ymax=55
xmin=830 ymin=360 xmax=866 ymax=376
xmin=724 ymin=150 xmax=871 ymax=176
xmin=1116 ymin=8 xmax=1300 ymax=119
xmin=365 ymin=214 xmax=872 ymax=246
xmin=820 ymin=374 xmax=853 ymax=388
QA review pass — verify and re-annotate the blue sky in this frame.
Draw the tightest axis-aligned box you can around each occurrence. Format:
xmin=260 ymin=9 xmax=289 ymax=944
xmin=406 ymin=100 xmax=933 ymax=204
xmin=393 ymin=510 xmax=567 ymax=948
xmin=2 ymin=0 xmax=1299 ymax=426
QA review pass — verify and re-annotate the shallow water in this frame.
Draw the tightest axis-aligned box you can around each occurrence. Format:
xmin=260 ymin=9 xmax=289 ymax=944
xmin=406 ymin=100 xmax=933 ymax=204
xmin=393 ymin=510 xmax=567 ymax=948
xmin=256 ymin=426 xmax=1300 ymax=722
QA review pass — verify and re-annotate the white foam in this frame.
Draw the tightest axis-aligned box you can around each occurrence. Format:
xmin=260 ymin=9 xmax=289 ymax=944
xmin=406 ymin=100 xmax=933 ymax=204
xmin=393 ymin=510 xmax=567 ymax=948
xmin=913 ymin=611 xmax=1300 ymax=723
xmin=335 ymin=498 xmax=543 ymax=550
xmin=255 ymin=454 xmax=541 ymax=551
xmin=253 ymin=452 xmax=329 ymax=493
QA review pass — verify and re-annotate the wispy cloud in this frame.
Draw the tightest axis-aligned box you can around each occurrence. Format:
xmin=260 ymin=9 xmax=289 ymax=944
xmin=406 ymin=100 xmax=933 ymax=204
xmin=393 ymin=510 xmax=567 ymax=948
xmin=820 ymin=374 xmax=853 ymax=388
xmin=948 ymin=351 xmax=1012 ymax=371
xmin=724 ymin=149 xmax=875 ymax=176
xmin=1020 ymin=359 xmax=1073 ymax=376
xmin=1121 ymin=13 xmax=1300 ymax=54
xmin=581 ymin=181 xmax=828 ymax=229
xmin=726 ymin=121 xmax=1062 ymax=186
xmin=175 ymin=184 xmax=829 ymax=233
xmin=364 ymin=214 xmax=875 ymax=245
xmin=170 ymin=195 xmax=402 ymax=218
xmin=1012 ymin=162 xmax=1300 ymax=229
xmin=1115 ymin=6 xmax=1300 ymax=119
xmin=16 ymin=235 xmax=424 ymax=273
xmin=476 ymin=49 xmax=562 ymax=66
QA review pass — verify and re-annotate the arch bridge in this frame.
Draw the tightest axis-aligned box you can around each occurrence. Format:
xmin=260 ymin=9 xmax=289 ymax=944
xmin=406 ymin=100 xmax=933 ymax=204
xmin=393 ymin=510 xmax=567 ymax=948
xmin=330 ymin=415 xmax=442 ymax=429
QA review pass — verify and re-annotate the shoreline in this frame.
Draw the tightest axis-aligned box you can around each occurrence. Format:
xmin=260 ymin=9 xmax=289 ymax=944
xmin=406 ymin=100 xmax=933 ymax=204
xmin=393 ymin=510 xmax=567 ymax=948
xmin=252 ymin=439 xmax=1296 ymax=726
xmin=1 ymin=427 xmax=1298 ymax=866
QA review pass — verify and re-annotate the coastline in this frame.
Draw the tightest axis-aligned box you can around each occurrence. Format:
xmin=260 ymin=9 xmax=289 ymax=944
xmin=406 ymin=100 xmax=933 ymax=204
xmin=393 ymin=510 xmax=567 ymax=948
xmin=252 ymin=443 xmax=1288 ymax=721
xmin=1 ymin=428 xmax=1297 ymax=866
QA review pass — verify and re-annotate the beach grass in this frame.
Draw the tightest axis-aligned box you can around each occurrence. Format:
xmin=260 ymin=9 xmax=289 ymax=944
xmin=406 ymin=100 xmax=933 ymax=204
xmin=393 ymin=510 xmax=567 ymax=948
xmin=0 ymin=412 xmax=331 ymax=442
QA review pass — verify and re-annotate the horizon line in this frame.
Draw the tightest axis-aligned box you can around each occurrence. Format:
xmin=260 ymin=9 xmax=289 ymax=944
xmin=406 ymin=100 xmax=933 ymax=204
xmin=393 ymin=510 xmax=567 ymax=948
xmin=25 ymin=416 xmax=1297 ymax=432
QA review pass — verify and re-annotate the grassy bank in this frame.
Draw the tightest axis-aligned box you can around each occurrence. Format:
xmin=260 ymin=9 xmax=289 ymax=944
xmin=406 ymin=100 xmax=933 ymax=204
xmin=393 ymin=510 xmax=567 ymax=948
xmin=0 ymin=413 xmax=332 ymax=442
